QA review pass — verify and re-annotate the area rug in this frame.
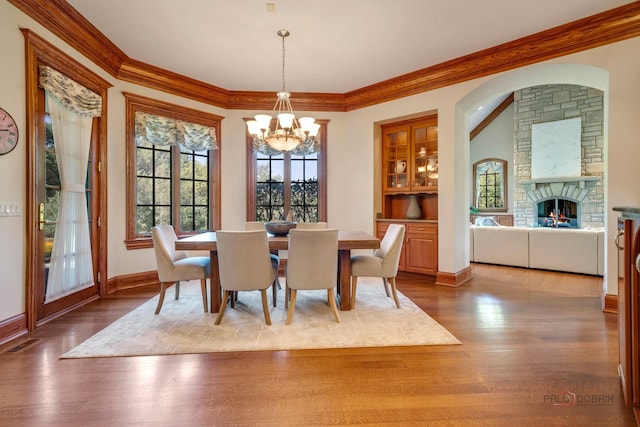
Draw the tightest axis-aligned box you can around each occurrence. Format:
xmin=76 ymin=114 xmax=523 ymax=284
xmin=62 ymin=278 xmax=460 ymax=358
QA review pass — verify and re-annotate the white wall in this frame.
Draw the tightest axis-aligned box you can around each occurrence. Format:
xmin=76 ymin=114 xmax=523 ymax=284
xmin=469 ymin=104 xmax=515 ymax=214
xmin=1 ymin=0 xmax=639 ymax=322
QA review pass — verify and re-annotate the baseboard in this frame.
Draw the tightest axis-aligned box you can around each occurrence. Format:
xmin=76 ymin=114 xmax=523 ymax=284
xmin=435 ymin=266 xmax=472 ymax=287
xmin=0 ymin=313 xmax=28 ymax=346
xmin=107 ymin=270 xmax=159 ymax=294
xmin=602 ymin=293 xmax=618 ymax=314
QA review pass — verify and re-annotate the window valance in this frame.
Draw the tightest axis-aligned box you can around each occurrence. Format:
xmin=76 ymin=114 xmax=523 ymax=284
xmin=135 ymin=111 xmax=218 ymax=151
xmin=39 ymin=66 xmax=102 ymax=117
xmin=252 ymin=136 xmax=320 ymax=156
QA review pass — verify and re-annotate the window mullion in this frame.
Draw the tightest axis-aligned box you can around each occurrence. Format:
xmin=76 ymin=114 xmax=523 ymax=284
xmin=171 ymin=145 xmax=180 ymax=234
xmin=284 ymin=152 xmax=292 ymax=217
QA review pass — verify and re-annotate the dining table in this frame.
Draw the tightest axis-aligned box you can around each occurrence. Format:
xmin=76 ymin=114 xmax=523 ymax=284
xmin=175 ymin=230 xmax=380 ymax=313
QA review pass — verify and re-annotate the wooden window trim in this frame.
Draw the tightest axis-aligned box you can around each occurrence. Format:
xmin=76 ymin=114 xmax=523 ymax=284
xmin=473 ymin=158 xmax=508 ymax=213
xmin=245 ymin=120 xmax=328 ymax=222
xmin=124 ymin=92 xmax=223 ymax=249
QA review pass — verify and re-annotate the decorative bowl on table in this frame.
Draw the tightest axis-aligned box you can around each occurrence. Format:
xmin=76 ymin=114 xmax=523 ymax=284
xmin=264 ymin=221 xmax=297 ymax=236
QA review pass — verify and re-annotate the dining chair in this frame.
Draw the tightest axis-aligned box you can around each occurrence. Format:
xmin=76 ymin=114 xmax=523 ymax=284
xmin=285 ymin=228 xmax=340 ymax=325
xmin=215 ymin=230 xmax=275 ymax=325
xmin=244 ymin=221 xmax=281 ymax=307
xmin=350 ymin=224 xmax=406 ymax=309
xmin=282 ymin=222 xmax=327 ymax=308
xmin=151 ymin=225 xmax=210 ymax=315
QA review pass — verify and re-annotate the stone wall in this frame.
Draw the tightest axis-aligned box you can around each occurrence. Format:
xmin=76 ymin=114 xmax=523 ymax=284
xmin=513 ymin=84 xmax=604 ymax=228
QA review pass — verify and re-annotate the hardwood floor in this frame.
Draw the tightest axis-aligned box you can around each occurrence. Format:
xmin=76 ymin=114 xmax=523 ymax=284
xmin=0 ymin=263 xmax=636 ymax=426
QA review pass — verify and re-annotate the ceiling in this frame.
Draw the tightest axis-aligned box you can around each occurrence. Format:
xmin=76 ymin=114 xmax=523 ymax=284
xmin=66 ymin=0 xmax=633 ymax=94
xmin=64 ymin=0 xmax=632 ymax=127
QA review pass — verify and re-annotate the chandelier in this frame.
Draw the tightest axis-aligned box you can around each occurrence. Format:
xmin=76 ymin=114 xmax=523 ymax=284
xmin=246 ymin=29 xmax=319 ymax=152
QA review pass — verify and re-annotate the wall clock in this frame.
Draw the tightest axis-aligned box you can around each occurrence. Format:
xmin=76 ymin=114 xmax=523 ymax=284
xmin=0 ymin=107 xmax=19 ymax=155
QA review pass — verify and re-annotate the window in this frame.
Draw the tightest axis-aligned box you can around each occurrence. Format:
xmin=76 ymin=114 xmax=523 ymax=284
xmin=125 ymin=93 xmax=222 ymax=249
xmin=246 ymin=120 xmax=328 ymax=222
xmin=473 ymin=158 xmax=507 ymax=212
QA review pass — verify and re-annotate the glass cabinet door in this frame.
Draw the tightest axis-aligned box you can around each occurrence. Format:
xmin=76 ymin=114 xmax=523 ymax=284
xmin=383 ymin=126 xmax=409 ymax=191
xmin=411 ymin=124 xmax=438 ymax=190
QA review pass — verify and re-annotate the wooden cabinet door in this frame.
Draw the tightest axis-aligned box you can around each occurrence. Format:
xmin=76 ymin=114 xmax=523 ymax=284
xmin=405 ymin=224 xmax=438 ymax=275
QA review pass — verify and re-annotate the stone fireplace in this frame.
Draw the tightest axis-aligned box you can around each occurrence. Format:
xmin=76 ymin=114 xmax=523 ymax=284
xmin=512 ymin=84 xmax=604 ymax=229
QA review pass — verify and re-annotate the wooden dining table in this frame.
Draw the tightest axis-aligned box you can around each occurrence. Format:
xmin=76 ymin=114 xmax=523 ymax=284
xmin=175 ymin=230 xmax=380 ymax=313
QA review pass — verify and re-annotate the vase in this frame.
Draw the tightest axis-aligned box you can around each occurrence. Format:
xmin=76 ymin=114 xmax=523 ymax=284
xmin=406 ymin=195 xmax=422 ymax=219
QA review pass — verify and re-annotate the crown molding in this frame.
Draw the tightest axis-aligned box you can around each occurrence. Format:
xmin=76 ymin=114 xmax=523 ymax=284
xmin=8 ymin=0 xmax=640 ymax=112
xmin=9 ymin=0 xmax=127 ymax=76
xmin=343 ymin=3 xmax=640 ymax=110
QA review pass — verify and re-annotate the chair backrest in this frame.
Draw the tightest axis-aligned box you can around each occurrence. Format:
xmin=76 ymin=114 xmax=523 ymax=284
xmin=374 ymin=224 xmax=406 ymax=277
xmin=244 ymin=221 xmax=265 ymax=231
xmin=216 ymin=230 xmax=275 ymax=291
xmin=287 ymin=229 xmax=338 ymax=290
xmin=152 ymin=225 xmax=187 ymax=282
xmin=296 ymin=222 xmax=328 ymax=229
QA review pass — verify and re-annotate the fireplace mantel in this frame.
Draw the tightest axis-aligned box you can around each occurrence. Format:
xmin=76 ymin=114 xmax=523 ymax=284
xmin=521 ymin=176 xmax=601 ymax=205
xmin=520 ymin=176 xmax=600 ymax=187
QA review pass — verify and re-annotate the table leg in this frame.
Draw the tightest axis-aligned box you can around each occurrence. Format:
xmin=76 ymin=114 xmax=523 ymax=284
xmin=338 ymin=249 xmax=351 ymax=311
xmin=209 ymin=251 xmax=221 ymax=313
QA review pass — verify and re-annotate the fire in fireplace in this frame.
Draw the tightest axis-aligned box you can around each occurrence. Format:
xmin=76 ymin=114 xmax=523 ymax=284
xmin=537 ymin=198 xmax=578 ymax=228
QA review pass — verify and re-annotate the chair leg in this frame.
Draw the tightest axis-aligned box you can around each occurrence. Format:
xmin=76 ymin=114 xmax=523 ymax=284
xmin=285 ymin=289 xmax=298 ymax=325
xmin=200 ymin=278 xmax=208 ymax=313
xmin=389 ymin=277 xmax=401 ymax=308
xmin=351 ymin=276 xmax=358 ymax=309
xmin=327 ymin=288 xmax=341 ymax=323
xmin=285 ymin=282 xmax=289 ymax=309
xmin=215 ymin=290 xmax=230 ymax=325
xmin=154 ymin=281 xmax=171 ymax=315
xmin=381 ymin=277 xmax=390 ymax=297
xmin=272 ymin=276 xmax=279 ymax=307
xmin=261 ymin=289 xmax=272 ymax=325
xmin=175 ymin=281 xmax=181 ymax=300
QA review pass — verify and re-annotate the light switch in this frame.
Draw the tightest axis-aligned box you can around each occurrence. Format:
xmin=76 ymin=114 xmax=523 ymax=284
xmin=0 ymin=201 xmax=20 ymax=217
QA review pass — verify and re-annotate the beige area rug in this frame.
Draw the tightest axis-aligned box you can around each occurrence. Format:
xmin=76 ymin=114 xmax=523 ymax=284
xmin=62 ymin=278 xmax=460 ymax=358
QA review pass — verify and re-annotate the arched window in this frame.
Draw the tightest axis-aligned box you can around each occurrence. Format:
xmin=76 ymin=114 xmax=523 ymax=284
xmin=473 ymin=158 xmax=507 ymax=212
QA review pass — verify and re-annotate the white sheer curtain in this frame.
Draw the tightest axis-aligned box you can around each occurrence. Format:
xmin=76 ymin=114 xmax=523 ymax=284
xmin=40 ymin=66 xmax=101 ymax=303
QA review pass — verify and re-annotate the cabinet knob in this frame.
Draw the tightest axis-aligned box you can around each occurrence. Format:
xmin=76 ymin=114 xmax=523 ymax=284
xmin=636 ymin=253 xmax=640 ymax=274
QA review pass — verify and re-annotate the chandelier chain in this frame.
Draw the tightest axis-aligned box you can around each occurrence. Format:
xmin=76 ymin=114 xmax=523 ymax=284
xmin=281 ymin=31 xmax=286 ymax=93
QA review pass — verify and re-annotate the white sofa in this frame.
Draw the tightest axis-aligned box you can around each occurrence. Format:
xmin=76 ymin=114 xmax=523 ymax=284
xmin=470 ymin=225 xmax=604 ymax=276
xmin=473 ymin=226 xmax=530 ymax=268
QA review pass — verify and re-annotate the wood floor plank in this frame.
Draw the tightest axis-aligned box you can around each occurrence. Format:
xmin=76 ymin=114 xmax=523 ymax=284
xmin=0 ymin=264 xmax=636 ymax=426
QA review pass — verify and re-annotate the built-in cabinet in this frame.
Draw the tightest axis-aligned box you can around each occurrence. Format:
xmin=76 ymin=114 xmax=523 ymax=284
xmin=382 ymin=118 xmax=438 ymax=194
xmin=377 ymin=221 xmax=438 ymax=276
xmin=378 ymin=115 xmax=438 ymax=276
xmin=613 ymin=207 xmax=640 ymax=418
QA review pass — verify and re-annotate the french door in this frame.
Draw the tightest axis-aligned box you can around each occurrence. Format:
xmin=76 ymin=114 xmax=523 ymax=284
xmin=23 ymin=29 xmax=110 ymax=330
xmin=33 ymin=89 xmax=100 ymax=322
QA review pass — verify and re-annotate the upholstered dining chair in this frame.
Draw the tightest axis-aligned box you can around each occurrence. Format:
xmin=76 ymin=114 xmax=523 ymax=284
xmin=282 ymin=222 xmax=327 ymax=309
xmin=350 ymin=223 xmax=406 ymax=309
xmin=151 ymin=225 xmax=210 ymax=315
xmin=214 ymin=230 xmax=276 ymax=325
xmin=244 ymin=221 xmax=281 ymax=307
xmin=285 ymin=228 xmax=340 ymax=325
